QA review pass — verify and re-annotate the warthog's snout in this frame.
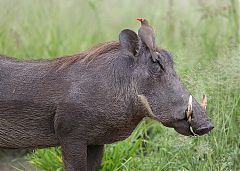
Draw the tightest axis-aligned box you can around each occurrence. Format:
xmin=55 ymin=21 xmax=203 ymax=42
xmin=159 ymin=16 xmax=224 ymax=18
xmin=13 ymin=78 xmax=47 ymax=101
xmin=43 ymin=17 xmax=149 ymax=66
xmin=194 ymin=122 xmax=214 ymax=135
xmin=186 ymin=95 xmax=214 ymax=136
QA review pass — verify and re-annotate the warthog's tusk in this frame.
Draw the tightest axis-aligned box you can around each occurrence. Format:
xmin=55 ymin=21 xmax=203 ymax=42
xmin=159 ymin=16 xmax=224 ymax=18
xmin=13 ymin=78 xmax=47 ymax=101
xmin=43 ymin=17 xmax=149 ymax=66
xmin=185 ymin=95 xmax=199 ymax=136
xmin=190 ymin=126 xmax=198 ymax=136
xmin=201 ymin=95 xmax=207 ymax=110
xmin=137 ymin=95 xmax=158 ymax=120
xmin=186 ymin=95 xmax=193 ymax=122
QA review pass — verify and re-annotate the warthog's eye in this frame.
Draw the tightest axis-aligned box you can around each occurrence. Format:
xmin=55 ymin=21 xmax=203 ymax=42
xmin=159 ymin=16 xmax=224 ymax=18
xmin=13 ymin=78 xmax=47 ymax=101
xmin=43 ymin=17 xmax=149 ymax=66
xmin=149 ymin=55 xmax=165 ymax=76
xmin=149 ymin=62 xmax=164 ymax=76
xmin=155 ymin=58 xmax=165 ymax=71
xmin=155 ymin=53 xmax=165 ymax=71
xmin=150 ymin=63 xmax=162 ymax=73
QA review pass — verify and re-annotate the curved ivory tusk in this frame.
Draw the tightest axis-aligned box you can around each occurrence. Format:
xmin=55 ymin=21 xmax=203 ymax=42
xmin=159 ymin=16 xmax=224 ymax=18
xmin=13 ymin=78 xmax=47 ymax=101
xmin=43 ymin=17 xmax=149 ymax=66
xmin=186 ymin=95 xmax=193 ymax=122
xmin=201 ymin=95 xmax=207 ymax=110
xmin=190 ymin=126 xmax=198 ymax=136
xmin=137 ymin=95 xmax=158 ymax=120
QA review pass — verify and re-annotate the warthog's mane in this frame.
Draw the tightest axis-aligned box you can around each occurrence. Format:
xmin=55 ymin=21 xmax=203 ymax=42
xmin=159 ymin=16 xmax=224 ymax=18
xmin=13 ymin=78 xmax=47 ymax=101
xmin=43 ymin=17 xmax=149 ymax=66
xmin=55 ymin=41 xmax=120 ymax=70
xmin=0 ymin=41 xmax=120 ymax=72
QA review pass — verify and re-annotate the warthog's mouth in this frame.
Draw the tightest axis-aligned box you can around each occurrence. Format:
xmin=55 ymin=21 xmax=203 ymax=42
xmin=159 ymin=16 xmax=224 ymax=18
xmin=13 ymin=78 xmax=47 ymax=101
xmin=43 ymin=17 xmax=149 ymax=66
xmin=138 ymin=94 xmax=195 ymax=136
xmin=138 ymin=94 xmax=212 ymax=136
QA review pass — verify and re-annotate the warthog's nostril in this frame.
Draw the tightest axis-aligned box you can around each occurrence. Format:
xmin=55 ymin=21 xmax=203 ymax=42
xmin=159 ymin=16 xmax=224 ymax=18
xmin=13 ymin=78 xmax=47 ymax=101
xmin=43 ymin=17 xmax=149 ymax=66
xmin=195 ymin=124 xmax=214 ymax=135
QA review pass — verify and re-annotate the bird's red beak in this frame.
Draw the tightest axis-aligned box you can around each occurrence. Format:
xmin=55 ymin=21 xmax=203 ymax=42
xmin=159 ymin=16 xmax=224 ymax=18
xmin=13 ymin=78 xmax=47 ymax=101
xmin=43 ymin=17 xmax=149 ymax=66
xmin=136 ymin=18 xmax=144 ymax=22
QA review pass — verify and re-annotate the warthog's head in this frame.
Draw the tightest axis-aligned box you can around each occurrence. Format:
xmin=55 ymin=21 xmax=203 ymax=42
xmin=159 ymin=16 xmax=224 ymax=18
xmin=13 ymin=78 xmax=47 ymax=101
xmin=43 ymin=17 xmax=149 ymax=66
xmin=119 ymin=29 xmax=214 ymax=136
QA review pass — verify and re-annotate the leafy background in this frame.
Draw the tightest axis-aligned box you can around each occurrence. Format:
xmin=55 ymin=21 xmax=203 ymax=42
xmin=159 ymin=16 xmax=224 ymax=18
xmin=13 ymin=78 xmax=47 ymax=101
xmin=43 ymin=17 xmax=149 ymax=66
xmin=0 ymin=0 xmax=239 ymax=170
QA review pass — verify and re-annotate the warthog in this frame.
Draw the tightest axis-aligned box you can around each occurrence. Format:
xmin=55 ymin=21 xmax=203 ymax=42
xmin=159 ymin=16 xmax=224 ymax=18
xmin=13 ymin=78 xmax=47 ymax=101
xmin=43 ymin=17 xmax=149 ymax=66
xmin=0 ymin=29 xmax=213 ymax=171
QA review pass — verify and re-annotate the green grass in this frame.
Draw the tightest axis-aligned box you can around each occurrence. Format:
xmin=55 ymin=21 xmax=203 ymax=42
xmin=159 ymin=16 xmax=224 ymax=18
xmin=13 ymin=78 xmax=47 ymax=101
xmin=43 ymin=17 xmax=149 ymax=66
xmin=0 ymin=0 xmax=239 ymax=170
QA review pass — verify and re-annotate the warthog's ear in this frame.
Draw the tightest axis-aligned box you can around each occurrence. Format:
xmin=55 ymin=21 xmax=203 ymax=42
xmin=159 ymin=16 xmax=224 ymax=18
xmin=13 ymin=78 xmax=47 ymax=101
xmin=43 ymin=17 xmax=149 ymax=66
xmin=119 ymin=29 xmax=140 ymax=56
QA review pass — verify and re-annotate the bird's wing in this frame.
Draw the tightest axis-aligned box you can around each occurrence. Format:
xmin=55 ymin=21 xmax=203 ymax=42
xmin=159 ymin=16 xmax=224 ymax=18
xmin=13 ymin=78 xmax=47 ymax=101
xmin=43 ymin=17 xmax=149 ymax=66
xmin=138 ymin=26 xmax=156 ymax=50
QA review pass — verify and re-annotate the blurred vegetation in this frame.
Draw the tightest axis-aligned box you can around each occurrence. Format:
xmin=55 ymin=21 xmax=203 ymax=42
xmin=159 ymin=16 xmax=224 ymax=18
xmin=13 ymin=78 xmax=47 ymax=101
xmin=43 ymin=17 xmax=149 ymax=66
xmin=0 ymin=0 xmax=239 ymax=170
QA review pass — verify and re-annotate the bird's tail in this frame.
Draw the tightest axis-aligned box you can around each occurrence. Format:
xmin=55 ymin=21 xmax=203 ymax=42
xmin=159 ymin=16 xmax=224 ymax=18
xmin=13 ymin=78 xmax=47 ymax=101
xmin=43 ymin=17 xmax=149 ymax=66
xmin=150 ymin=50 xmax=158 ymax=62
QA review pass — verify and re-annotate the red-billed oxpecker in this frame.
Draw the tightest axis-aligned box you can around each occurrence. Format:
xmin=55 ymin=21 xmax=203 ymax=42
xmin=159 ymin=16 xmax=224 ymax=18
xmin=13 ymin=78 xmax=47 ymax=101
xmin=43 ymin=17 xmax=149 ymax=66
xmin=136 ymin=18 xmax=164 ymax=70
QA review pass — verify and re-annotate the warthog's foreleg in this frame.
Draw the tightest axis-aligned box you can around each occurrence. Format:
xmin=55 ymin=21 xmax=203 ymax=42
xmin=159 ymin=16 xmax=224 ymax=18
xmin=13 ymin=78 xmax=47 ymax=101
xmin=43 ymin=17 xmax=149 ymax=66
xmin=60 ymin=139 xmax=87 ymax=171
xmin=87 ymin=145 xmax=104 ymax=171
